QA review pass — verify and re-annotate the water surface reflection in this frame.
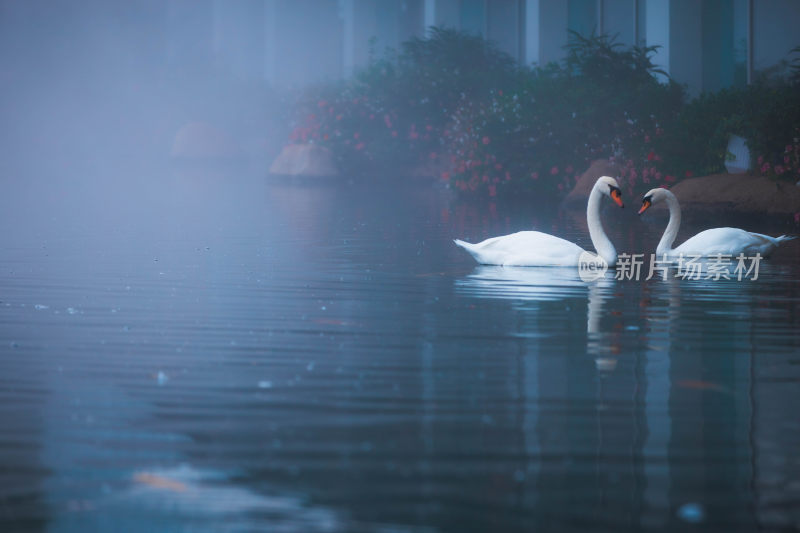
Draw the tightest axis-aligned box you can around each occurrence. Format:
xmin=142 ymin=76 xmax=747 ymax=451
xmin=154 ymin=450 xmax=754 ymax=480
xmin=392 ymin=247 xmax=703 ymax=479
xmin=1 ymin=172 xmax=799 ymax=532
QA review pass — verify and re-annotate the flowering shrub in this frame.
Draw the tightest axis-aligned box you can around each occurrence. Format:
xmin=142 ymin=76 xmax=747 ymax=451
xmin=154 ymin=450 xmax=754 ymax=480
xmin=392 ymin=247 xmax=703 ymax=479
xmin=286 ymin=27 xmax=518 ymax=177
xmin=445 ymin=83 xmax=591 ymax=197
xmin=444 ymin=32 xmax=684 ymax=197
xmin=285 ymin=28 xmax=799 ymax=198
xmin=656 ymin=80 xmax=800 ymax=181
xmin=756 ymin=131 xmax=800 ymax=181
xmin=288 ymin=86 xmax=440 ymax=174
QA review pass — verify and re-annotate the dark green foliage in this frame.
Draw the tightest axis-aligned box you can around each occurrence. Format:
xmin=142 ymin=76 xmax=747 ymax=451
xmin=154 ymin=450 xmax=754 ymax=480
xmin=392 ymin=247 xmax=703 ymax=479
xmin=389 ymin=26 xmax=520 ymax=125
xmin=447 ymin=31 xmax=685 ymax=196
xmin=790 ymin=45 xmax=800 ymax=84
xmin=287 ymin=28 xmax=800 ymax=193
xmin=289 ymin=27 xmax=520 ymax=176
xmin=657 ymin=81 xmax=800 ymax=179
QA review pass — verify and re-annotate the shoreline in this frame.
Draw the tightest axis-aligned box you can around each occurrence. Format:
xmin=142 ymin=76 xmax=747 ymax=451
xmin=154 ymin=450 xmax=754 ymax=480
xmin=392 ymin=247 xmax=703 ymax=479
xmin=564 ymin=165 xmax=800 ymax=218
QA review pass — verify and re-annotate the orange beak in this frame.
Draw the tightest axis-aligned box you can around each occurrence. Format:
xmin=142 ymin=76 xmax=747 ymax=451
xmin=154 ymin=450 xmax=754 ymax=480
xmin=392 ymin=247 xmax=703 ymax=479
xmin=611 ymin=189 xmax=624 ymax=208
xmin=638 ymin=199 xmax=651 ymax=215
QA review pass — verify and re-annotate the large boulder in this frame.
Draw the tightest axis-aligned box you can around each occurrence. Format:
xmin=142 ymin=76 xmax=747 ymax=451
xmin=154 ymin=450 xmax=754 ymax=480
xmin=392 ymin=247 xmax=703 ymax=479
xmin=668 ymin=173 xmax=800 ymax=215
xmin=171 ymin=121 xmax=240 ymax=159
xmin=562 ymin=160 xmax=620 ymax=208
xmin=269 ymin=144 xmax=338 ymax=177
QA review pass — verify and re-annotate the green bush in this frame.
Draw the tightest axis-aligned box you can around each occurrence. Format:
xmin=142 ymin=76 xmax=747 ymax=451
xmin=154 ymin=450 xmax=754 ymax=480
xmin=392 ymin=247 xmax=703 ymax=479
xmin=655 ymin=80 xmax=800 ymax=180
xmin=287 ymin=27 xmax=519 ymax=176
xmin=446 ymin=31 xmax=685 ymax=197
xmin=286 ymin=29 xmax=799 ymax=193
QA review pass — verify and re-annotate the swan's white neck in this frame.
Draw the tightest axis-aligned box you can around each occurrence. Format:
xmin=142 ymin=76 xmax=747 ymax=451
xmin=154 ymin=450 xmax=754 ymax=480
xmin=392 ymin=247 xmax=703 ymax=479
xmin=587 ymin=185 xmax=617 ymax=266
xmin=657 ymin=191 xmax=682 ymax=255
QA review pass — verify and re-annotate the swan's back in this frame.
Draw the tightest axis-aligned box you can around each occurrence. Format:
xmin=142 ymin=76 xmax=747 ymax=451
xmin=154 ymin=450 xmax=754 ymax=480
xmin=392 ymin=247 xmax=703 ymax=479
xmin=673 ymin=227 xmax=794 ymax=257
xmin=454 ymin=231 xmax=586 ymax=266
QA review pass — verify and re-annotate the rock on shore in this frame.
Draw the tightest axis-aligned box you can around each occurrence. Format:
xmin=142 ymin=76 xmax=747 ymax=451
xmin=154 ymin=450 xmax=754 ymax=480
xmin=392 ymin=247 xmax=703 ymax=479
xmin=564 ymin=160 xmax=799 ymax=216
xmin=269 ymin=144 xmax=338 ymax=177
xmin=668 ymin=173 xmax=800 ymax=215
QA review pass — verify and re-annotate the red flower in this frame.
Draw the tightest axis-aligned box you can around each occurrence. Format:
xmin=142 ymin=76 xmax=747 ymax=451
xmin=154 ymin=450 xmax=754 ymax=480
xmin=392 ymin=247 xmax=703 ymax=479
xmin=665 ymin=175 xmax=676 ymax=182
xmin=488 ymin=185 xmax=497 ymax=197
xmin=531 ymin=172 xmax=539 ymax=180
xmin=550 ymin=166 xmax=559 ymax=175
xmin=647 ymin=151 xmax=655 ymax=161
xmin=441 ymin=171 xmax=450 ymax=181
xmin=482 ymin=136 xmax=490 ymax=145
xmin=354 ymin=142 xmax=365 ymax=151
xmin=684 ymin=170 xmax=693 ymax=178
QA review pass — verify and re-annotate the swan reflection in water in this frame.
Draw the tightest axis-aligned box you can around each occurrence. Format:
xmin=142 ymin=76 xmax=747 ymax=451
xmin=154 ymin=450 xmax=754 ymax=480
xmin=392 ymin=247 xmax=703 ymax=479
xmin=454 ymin=265 xmax=621 ymax=371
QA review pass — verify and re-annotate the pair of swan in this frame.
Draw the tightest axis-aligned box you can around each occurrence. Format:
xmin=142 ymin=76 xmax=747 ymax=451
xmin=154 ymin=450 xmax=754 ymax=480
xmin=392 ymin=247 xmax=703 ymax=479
xmin=454 ymin=176 xmax=793 ymax=267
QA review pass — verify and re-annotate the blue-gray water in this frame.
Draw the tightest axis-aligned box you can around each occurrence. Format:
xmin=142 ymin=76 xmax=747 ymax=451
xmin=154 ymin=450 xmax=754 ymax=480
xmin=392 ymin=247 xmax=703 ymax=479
xmin=1 ymin=166 xmax=799 ymax=532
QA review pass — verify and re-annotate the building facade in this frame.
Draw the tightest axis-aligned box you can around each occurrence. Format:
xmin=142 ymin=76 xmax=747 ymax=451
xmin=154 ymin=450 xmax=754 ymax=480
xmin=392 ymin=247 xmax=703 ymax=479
xmin=196 ymin=0 xmax=800 ymax=95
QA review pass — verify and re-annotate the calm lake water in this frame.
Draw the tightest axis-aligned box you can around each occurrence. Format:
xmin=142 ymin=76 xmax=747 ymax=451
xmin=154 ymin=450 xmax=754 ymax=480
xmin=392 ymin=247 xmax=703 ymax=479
xmin=1 ymin=165 xmax=799 ymax=532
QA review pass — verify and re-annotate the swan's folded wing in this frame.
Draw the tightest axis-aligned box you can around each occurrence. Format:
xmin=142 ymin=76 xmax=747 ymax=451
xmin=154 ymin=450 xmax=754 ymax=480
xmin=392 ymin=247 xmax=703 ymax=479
xmin=675 ymin=228 xmax=790 ymax=257
xmin=455 ymin=231 xmax=585 ymax=266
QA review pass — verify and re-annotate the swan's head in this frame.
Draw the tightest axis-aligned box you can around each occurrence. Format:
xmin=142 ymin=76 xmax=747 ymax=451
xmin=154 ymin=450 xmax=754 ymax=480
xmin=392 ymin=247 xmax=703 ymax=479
xmin=596 ymin=176 xmax=624 ymax=208
xmin=638 ymin=187 xmax=671 ymax=215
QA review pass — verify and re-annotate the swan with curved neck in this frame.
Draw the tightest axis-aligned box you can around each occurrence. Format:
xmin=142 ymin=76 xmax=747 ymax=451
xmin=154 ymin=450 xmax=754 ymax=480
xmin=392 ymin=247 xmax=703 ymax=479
xmin=638 ymin=187 xmax=795 ymax=257
xmin=454 ymin=176 xmax=624 ymax=266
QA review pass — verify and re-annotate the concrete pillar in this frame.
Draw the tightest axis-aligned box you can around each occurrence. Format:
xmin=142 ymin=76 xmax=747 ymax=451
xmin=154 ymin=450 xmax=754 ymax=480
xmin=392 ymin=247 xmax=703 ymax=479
xmin=645 ymin=0 xmax=670 ymax=82
xmin=523 ymin=0 xmax=539 ymax=65
xmin=263 ymin=0 xmax=277 ymax=82
xmin=424 ymin=0 xmax=460 ymax=33
xmin=668 ymin=0 xmax=702 ymax=95
xmin=602 ymin=0 xmax=636 ymax=46
xmin=487 ymin=0 xmax=522 ymax=62
xmin=645 ymin=0 xmax=702 ymax=94
xmin=339 ymin=0 xmax=355 ymax=77
xmin=212 ymin=0 xmax=264 ymax=79
xmin=752 ymin=0 xmax=800 ymax=73
xmin=524 ymin=0 xmax=568 ymax=67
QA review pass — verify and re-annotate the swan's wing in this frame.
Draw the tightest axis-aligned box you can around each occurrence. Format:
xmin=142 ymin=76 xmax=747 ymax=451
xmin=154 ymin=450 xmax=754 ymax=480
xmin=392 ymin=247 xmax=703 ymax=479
xmin=454 ymin=231 xmax=585 ymax=266
xmin=674 ymin=228 xmax=791 ymax=257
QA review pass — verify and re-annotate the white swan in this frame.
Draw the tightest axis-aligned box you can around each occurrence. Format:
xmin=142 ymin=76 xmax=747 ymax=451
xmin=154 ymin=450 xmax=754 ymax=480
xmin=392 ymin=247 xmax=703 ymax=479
xmin=638 ymin=187 xmax=795 ymax=257
xmin=454 ymin=176 xmax=624 ymax=266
